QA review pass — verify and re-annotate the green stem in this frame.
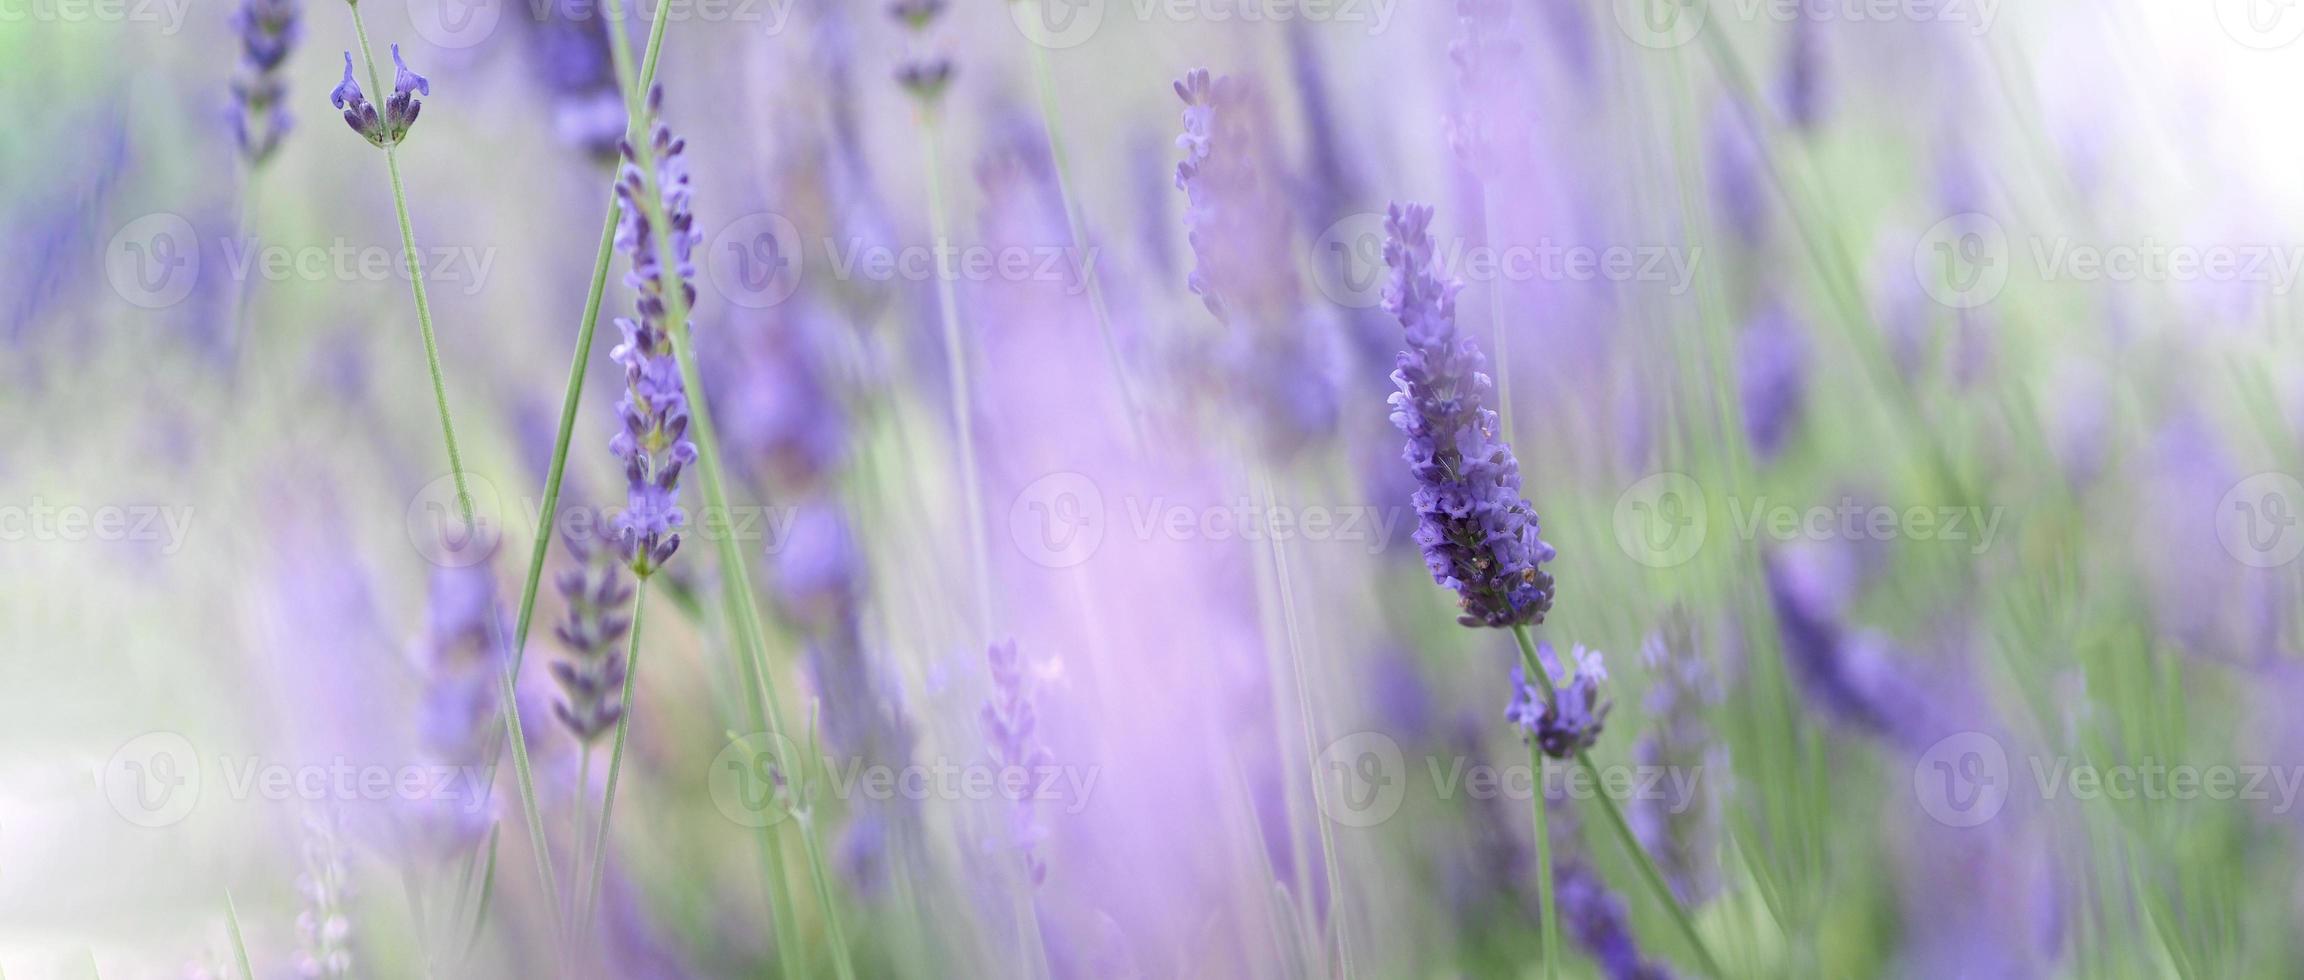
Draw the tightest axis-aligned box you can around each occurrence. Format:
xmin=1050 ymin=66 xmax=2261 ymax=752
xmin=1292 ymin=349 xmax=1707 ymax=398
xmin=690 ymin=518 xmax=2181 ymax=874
xmin=1480 ymin=188 xmax=1515 ymax=444
xmin=348 ymin=10 xmax=473 ymax=528
xmin=583 ymin=581 xmax=649 ymax=925
xmin=1511 ymin=625 xmax=1725 ymax=978
xmin=1526 ymin=737 xmax=1560 ymax=980
xmin=570 ymin=744 xmax=593 ymax=930
xmin=450 ymin=0 xmax=681 ymax=940
xmin=346 ymin=0 xmax=565 ymax=937
xmin=224 ymin=890 xmax=256 ymax=980
xmin=1255 ymin=467 xmax=1350 ymax=978
xmin=1021 ymin=23 xmax=1146 ymax=446
xmin=599 ymin=7 xmax=853 ymax=978
xmin=920 ymin=112 xmax=996 ymax=643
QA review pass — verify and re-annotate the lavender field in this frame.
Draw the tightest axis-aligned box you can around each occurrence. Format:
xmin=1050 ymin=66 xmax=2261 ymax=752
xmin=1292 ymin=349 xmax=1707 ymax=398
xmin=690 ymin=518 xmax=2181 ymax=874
xmin=9 ymin=0 xmax=2304 ymax=976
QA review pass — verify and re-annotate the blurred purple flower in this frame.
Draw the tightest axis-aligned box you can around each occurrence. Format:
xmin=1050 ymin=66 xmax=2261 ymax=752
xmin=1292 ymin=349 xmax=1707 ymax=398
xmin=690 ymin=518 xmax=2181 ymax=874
xmin=1737 ymin=304 xmax=1808 ymax=462
xmin=523 ymin=0 xmax=624 ymax=160
xmin=1630 ymin=619 xmax=1725 ymax=904
xmin=231 ymin=0 xmax=298 ymax=164
xmin=549 ymin=532 xmax=636 ymax=742
xmin=982 ymin=639 xmax=1053 ymax=887
xmin=294 ymin=808 xmax=356 ymax=979
xmin=1384 ymin=202 xmax=1556 ymax=628
xmin=609 ymin=86 xmax=701 ymax=576
xmin=1173 ymin=67 xmax=1337 ymax=454
xmin=1448 ymin=0 xmax=1526 ymax=178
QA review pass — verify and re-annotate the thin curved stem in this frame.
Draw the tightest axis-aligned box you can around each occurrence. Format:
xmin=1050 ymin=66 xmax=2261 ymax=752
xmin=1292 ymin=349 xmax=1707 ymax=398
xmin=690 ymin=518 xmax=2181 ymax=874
xmin=599 ymin=6 xmax=853 ymax=977
xmin=1512 ymin=624 xmax=1725 ymax=978
xmin=1021 ymin=25 xmax=1146 ymax=446
xmin=583 ymin=581 xmax=649 ymax=925
xmin=921 ymin=113 xmax=996 ymax=644
xmin=1526 ymin=735 xmax=1560 ymax=980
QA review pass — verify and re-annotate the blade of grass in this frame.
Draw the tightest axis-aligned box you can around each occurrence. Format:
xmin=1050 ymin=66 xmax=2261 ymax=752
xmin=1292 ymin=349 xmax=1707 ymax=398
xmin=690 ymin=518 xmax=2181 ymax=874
xmin=225 ymin=890 xmax=256 ymax=980
xmin=582 ymin=581 xmax=650 ymax=925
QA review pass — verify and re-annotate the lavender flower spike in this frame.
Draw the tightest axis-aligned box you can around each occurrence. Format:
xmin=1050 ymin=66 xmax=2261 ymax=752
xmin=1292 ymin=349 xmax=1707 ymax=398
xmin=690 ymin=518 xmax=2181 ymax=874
xmin=609 ymin=85 xmax=701 ymax=577
xmin=330 ymin=44 xmax=427 ymax=148
xmin=1506 ymin=643 xmax=1612 ymax=759
xmin=982 ymin=639 xmax=1053 ymax=887
xmin=1384 ymin=202 xmax=1556 ymax=628
xmin=230 ymin=0 xmax=299 ymax=164
xmin=550 ymin=532 xmax=637 ymax=742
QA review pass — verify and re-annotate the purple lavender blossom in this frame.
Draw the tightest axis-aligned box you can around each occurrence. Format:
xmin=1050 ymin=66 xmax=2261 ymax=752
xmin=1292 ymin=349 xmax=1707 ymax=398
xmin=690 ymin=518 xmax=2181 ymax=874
xmin=1780 ymin=13 xmax=1826 ymax=131
xmin=549 ymin=531 xmax=636 ymax=742
xmin=1556 ymin=854 xmax=1677 ymax=980
xmin=982 ymin=639 xmax=1052 ymax=887
xmin=330 ymin=45 xmax=427 ymax=148
xmin=524 ymin=0 xmax=624 ymax=160
xmin=1384 ymin=202 xmax=1556 ymax=628
xmin=1506 ymin=644 xmax=1611 ymax=759
xmin=294 ymin=809 xmax=355 ymax=979
xmin=891 ymin=0 xmax=953 ymax=103
xmin=1173 ymin=67 xmax=1337 ymax=455
xmin=609 ymin=86 xmax=701 ymax=577
xmin=1447 ymin=0 xmax=1525 ymax=178
xmin=231 ymin=0 xmax=298 ymax=164
xmin=1630 ymin=619 xmax=1724 ymax=904
xmin=1737 ymin=303 xmax=1808 ymax=462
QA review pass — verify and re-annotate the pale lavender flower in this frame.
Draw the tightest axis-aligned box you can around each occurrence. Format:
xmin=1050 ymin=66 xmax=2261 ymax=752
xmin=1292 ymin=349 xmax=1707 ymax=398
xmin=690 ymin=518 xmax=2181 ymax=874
xmin=609 ymin=86 xmax=700 ymax=577
xmin=549 ymin=532 xmax=635 ymax=742
xmin=1738 ymin=304 xmax=1808 ymax=462
xmin=294 ymin=809 xmax=355 ymax=979
xmin=231 ymin=0 xmax=298 ymax=164
xmin=891 ymin=0 xmax=953 ymax=103
xmin=1556 ymin=853 xmax=1677 ymax=980
xmin=982 ymin=639 xmax=1052 ymax=886
xmin=1630 ymin=619 xmax=1725 ymax=904
xmin=1385 ymin=202 xmax=1556 ymax=628
xmin=524 ymin=0 xmax=624 ymax=160
xmin=1780 ymin=12 xmax=1826 ymax=130
xmin=1447 ymin=0 xmax=1525 ymax=178
xmin=1174 ymin=67 xmax=1337 ymax=454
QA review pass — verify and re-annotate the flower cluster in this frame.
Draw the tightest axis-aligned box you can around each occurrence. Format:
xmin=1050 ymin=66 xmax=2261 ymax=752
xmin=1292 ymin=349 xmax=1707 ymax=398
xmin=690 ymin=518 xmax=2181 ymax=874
xmin=1631 ymin=618 xmax=1725 ymax=903
xmin=892 ymin=0 xmax=954 ymax=103
xmin=294 ymin=809 xmax=356 ymax=979
xmin=1447 ymin=0 xmax=1523 ymax=178
xmin=526 ymin=0 xmax=625 ymax=160
xmin=981 ymin=639 xmax=1052 ymax=887
xmin=330 ymin=45 xmax=428 ymax=148
xmin=1506 ymin=643 xmax=1612 ymax=758
xmin=230 ymin=0 xmax=299 ymax=165
xmin=1384 ymin=202 xmax=1556 ymax=628
xmin=550 ymin=531 xmax=637 ymax=742
xmin=1174 ymin=68 xmax=1336 ymax=454
xmin=610 ymin=86 xmax=701 ymax=576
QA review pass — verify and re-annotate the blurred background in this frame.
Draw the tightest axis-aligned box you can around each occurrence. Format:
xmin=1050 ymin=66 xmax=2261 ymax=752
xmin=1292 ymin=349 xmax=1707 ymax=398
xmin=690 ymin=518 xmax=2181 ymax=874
xmin=7 ymin=0 xmax=2304 ymax=976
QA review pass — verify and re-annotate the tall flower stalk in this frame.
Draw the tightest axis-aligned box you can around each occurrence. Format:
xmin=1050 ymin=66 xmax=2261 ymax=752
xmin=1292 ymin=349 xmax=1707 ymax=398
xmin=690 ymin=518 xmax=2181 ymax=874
xmin=1384 ymin=202 xmax=1721 ymax=977
xmin=896 ymin=2 xmax=994 ymax=644
xmin=329 ymin=3 xmax=563 ymax=935
xmin=596 ymin=5 xmax=857 ymax=978
xmin=1005 ymin=0 xmax=1145 ymax=443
